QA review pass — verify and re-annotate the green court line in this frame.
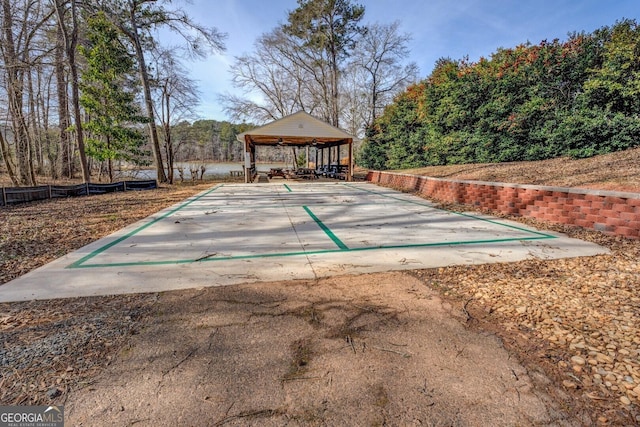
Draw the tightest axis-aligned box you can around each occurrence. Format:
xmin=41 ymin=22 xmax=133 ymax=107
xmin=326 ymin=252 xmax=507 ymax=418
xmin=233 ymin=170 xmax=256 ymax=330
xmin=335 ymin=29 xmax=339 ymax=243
xmin=68 ymin=182 xmax=557 ymax=270
xmin=343 ymin=183 xmax=556 ymax=239
xmin=71 ymin=235 xmax=553 ymax=268
xmin=303 ymin=205 xmax=349 ymax=250
xmin=67 ymin=185 xmax=224 ymax=269
xmin=284 ymin=184 xmax=292 ymax=192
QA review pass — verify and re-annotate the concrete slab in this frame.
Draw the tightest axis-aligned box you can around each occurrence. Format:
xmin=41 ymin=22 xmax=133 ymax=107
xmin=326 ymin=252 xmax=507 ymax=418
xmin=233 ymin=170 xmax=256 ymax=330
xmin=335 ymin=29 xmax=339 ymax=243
xmin=0 ymin=182 xmax=608 ymax=302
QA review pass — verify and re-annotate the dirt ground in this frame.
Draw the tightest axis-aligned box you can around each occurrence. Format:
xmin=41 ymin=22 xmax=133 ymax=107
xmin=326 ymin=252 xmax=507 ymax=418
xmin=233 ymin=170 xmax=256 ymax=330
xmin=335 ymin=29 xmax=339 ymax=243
xmin=64 ymin=274 xmax=579 ymax=427
xmin=1 ymin=151 xmax=639 ymax=425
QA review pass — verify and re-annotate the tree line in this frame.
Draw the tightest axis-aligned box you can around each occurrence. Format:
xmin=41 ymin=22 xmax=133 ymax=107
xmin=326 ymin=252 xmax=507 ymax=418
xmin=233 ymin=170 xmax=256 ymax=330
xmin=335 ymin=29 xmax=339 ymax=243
xmin=358 ymin=19 xmax=640 ymax=170
xmin=0 ymin=0 xmax=225 ymax=186
xmin=0 ymin=0 xmax=418 ymax=186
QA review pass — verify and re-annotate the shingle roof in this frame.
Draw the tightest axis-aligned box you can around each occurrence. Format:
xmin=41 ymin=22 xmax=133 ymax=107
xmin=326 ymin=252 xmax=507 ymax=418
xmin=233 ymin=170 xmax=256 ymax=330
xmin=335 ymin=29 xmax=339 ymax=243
xmin=237 ymin=111 xmax=358 ymax=146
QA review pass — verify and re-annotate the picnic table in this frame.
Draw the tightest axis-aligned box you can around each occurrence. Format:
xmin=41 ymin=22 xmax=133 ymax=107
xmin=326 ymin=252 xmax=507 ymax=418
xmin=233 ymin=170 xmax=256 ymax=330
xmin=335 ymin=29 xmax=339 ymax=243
xmin=267 ymin=168 xmax=286 ymax=179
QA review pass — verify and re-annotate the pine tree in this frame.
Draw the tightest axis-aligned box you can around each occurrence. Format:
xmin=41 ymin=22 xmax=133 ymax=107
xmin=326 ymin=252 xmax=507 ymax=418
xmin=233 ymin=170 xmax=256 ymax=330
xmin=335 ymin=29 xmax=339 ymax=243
xmin=79 ymin=11 xmax=148 ymax=182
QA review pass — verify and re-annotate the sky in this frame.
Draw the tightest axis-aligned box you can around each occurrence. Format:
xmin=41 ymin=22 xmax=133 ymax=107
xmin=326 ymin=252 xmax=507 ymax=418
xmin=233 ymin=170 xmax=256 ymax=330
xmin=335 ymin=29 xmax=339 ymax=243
xmin=165 ymin=0 xmax=640 ymax=122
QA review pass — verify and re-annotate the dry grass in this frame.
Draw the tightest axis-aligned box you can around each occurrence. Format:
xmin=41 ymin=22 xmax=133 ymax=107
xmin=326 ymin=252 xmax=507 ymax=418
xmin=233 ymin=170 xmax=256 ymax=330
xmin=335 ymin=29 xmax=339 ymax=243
xmin=397 ymin=147 xmax=640 ymax=192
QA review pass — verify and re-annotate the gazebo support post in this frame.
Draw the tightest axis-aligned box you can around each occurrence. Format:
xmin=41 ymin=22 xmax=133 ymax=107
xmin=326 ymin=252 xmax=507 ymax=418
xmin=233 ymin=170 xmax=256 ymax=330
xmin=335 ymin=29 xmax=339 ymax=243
xmin=244 ymin=135 xmax=256 ymax=183
xmin=347 ymin=138 xmax=353 ymax=181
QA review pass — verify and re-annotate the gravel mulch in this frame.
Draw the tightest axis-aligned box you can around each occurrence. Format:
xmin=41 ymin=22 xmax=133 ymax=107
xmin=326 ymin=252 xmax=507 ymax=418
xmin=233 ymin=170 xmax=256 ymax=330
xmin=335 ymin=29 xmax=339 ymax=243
xmin=408 ymin=211 xmax=640 ymax=425
xmin=0 ymin=294 xmax=156 ymax=405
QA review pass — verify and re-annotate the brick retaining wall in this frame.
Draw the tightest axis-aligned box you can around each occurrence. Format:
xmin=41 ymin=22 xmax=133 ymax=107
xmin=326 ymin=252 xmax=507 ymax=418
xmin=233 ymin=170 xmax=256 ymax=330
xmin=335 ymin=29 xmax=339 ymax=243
xmin=366 ymin=171 xmax=640 ymax=239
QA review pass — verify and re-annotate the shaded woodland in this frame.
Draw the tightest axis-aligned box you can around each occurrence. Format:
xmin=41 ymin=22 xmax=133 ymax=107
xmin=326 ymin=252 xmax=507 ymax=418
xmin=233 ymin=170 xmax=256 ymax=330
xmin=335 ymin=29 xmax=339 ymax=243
xmin=0 ymin=0 xmax=225 ymax=185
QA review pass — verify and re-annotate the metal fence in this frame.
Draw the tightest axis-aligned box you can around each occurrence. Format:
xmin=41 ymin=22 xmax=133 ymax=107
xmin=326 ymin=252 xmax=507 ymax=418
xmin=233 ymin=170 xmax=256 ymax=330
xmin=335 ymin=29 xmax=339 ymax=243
xmin=0 ymin=180 xmax=158 ymax=207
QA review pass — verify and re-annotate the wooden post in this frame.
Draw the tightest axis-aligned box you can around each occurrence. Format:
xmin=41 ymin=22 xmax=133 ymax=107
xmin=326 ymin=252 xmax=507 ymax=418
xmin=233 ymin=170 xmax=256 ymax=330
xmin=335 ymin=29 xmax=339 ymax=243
xmin=291 ymin=147 xmax=297 ymax=170
xmin=347 ymin=138 xmax=353 ymax=181
xmin=244 ymin=135 xmax=251 ymax=183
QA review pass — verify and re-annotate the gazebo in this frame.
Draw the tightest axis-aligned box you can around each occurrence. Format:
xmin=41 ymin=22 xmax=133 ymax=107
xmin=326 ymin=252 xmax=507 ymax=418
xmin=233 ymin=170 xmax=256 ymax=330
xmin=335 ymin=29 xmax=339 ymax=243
xmin=236 ymin=111 xmax=358 ymax=183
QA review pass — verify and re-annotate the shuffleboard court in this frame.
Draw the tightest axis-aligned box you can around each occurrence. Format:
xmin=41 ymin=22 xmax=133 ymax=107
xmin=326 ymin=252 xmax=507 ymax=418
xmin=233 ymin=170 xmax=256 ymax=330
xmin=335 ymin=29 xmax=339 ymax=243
xmin=0 ymin=182 xmax=608 ymax=301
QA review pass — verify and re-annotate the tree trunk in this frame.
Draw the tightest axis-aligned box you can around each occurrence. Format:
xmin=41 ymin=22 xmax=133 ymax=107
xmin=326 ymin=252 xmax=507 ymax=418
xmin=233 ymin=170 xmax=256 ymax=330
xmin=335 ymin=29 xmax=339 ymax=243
xmin=162 ymin=91 xmax=174 ymax=184
xmin=55 ymin=23 xmax=72 ymax=178
xmin=126 ymin=7 xmax=167 ymax=183
xmin=35 ymin=62 xmax=55 ymax=179
xmin=1 ymin=0 xmax=36 ymax=186
xmin=107 ymin=137 xmax=113 ymax=183
xmin=26 ymin=51 xmax=41 ymax=181
xmin=330 ymin=46 xmax=340 ymax=128
xmin=164 ymin=132 xmax=174 ymax=184
xmin=0 ymin=130 xmax=19 ymax=186
xmin=53 ymin=0 xmax=90 ymax=182
xmin=67 ymin=0 xmax=90 ymax=182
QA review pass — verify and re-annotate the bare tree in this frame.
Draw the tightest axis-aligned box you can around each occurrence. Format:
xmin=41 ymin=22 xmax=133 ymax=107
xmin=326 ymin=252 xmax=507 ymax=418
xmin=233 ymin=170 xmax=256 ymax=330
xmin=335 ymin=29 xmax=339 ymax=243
xmin=151 ymin=48 xmax=200 ymax=184
xmin=53 ymin=14 xmax=71 ymax=179
xmin=352 ymin=21 xmax=418 ymax=129
xmin=53 ymin=0 xmax=90 ymax=182
xmin=1 ymin=0 xmax=40 ymax=185
xmin=98 ymin=0 xmax=226 ymax=183
xmin=340 ymin=64 xmax=369 ymax=138
xmin=220 ymin=28 xmax=323 ymax=124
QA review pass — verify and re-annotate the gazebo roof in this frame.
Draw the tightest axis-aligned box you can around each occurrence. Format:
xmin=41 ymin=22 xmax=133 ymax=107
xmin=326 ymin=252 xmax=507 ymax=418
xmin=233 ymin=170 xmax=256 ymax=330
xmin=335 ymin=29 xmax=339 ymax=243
xmin=236 ymin=111 xmax=358 ymax=147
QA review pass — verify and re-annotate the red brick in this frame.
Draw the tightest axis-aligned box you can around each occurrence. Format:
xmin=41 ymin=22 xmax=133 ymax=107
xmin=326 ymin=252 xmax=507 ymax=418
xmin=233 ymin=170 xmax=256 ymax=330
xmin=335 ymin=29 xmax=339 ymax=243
xmin=586 ymin=214 xmax=603 ymax=223
xmin=619 ymin=212 xmax=638 ymax=222
xmin=585 ymin=194 xmax=604 ymax=202
xmin=616 ymin=227 xmax=639 ymax=238
xmin=605 ymin=196 xmax=626 ymax=205
xmin=573 ymin=199 xmax=591 ymax=208
xmin=545 ymin=214 xmax=562 ymax=223
xmin=552 ymin=216 xmax=570 ymax=224
xmin=606 ymin=217 xmax=628 ymax=227
xmin=559 ymin=209 xmax=574 ymax=217
xmin=612 ymin=203 xmax=633 ymax=213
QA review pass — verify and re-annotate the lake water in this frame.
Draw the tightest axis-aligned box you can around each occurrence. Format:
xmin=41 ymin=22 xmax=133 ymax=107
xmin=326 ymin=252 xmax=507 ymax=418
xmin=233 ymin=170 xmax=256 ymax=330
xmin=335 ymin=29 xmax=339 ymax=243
xmin=117 ymin=162 xmax=289 ymax=180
